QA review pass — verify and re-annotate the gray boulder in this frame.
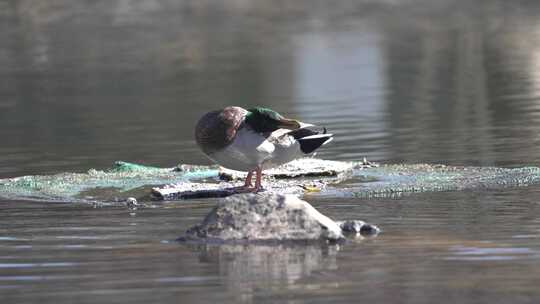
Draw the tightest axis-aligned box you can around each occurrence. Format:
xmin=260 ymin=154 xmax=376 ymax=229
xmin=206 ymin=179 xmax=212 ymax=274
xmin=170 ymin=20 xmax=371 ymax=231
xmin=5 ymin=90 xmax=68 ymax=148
xmin=183 ymin=193 xmax=344 ymax=242
xmin=337 ymin=220 xmax=381 ymax=236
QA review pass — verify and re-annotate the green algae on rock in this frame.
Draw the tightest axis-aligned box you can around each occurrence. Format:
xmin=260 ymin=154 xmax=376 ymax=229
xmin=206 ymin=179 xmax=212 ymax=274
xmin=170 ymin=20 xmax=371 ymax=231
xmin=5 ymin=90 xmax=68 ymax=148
xmin=343 ymin=164 xmax=540 ymax=198
xmin=2 ymin=158 xmax=540 ymax=203
xmin=0 ymin=161 xmax=219 ymax=202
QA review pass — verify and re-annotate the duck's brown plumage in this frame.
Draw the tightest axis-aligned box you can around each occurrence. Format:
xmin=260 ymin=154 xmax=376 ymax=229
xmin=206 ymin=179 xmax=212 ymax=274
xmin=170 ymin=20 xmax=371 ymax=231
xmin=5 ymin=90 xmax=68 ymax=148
xmin=194 ymin=106 xmax=246 ymax=155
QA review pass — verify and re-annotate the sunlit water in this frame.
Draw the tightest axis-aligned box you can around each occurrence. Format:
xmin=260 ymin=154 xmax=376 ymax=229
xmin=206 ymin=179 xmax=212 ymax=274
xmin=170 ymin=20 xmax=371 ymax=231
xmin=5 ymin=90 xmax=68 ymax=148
xmin=2 ymin=1 xmax=540 ymax=303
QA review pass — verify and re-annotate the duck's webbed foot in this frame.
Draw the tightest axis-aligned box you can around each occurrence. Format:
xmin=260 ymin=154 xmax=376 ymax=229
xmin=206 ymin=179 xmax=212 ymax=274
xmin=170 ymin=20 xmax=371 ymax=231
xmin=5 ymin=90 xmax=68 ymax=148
xmin=233 ymin=186 xmax=264 ymax=193
xmin=229 ymin=167 xmax=264 ymax=193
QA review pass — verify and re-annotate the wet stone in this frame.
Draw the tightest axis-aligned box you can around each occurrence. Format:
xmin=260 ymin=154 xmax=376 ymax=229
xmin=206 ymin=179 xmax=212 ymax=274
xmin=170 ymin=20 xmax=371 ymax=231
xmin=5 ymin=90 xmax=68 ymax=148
xmin=181 ymin=193 xmax=344 ymax=243
xmin=126 ymin=197 xmax=139 ymax=209
xmin=151 ymin=158 xmax=361 ymax=200
xmin=218 ymin=158 xmax=360 ymax=181
xmin=337 ymin=220 xmax=381 ymax=236
xmin=360 ymin=223 xmax=381 ymax=236
xmin=8 ymin=157 xmax=540 ymax=203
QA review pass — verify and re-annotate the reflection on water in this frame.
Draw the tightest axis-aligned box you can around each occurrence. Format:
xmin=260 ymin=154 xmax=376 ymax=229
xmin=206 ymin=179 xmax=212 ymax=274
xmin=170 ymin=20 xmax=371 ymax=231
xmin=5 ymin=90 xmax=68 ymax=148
xmin=445 ymin=245 xmax=538 ymax=261
xmin=3 ymin=0 xmax=540 ymax=303
xmin=2 ymin=190 xmax=540 ymax=303
xmin=192 ymin=243 xmax=339 ymax=301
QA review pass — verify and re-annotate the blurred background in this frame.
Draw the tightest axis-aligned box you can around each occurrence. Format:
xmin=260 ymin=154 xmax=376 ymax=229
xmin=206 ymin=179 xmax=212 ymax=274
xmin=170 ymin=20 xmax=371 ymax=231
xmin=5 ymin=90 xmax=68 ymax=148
xmin=3 ymin=2 xmax=540 ymax=304
xmin=1 ymin=0 xmax=540 ymax=176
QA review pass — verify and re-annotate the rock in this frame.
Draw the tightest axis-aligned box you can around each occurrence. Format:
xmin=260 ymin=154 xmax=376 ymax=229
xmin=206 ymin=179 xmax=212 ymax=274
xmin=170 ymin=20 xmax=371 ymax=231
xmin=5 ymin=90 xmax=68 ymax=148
xmin=337 ymin=220 xmax=381 ymax=236
xmin=152 ymin=158 xmax=362 ymax=200
xmin=153 ymin=183 xmax=239 ymax=200
xmin=182 ymin=193 xmax=344 ymax=243
xmin=8 ymin=157 xmax=540 ymax=203
xmin=360 ymin=223 xmax=381 ymax=236
xmin=337 ymin=220 xmax=365 ymax=233
xmin=126 ymin=197 xmax=139 ymax=209
xmin=219 ymin=158 xmax=359 ymax=180
xmin=151 ymin=178 xmax=330 ymax=200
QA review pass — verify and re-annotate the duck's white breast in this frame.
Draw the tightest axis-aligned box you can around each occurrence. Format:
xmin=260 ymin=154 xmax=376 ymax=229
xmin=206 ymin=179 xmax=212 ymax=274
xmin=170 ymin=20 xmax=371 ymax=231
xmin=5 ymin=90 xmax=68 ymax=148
xmin=208 ymin=128 xmax=273 ymax=171
xmin=208 ymin=128 xmax=303 ymax=172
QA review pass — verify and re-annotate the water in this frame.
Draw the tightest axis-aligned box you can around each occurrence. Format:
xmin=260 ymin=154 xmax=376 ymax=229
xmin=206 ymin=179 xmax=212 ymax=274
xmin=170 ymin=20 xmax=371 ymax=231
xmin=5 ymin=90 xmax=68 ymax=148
xmin=2 ymin=0 xmax=540 ymax=303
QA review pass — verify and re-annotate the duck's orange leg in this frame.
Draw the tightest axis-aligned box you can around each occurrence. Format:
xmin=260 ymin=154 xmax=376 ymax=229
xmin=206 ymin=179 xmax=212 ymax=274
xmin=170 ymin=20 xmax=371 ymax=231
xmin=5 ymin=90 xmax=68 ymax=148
xmin=231 ymin=167 xmax=263 ymax=193
xmin=253 ymin=166 xmax=263 ymax=192
xmin=244 ymin=170 xmax=254 ymax=187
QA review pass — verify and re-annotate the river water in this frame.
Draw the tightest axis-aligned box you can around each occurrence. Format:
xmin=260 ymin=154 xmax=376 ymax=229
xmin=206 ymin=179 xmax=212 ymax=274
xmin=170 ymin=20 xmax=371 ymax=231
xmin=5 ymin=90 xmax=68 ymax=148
xmin=2 ymin=1 xmax=540 ymax=303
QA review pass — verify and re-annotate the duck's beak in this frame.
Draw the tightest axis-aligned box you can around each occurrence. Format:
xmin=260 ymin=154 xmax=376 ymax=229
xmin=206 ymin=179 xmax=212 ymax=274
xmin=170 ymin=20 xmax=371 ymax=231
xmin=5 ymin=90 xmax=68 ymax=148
xmin=278 ymin=118 xmax=301 ymax=130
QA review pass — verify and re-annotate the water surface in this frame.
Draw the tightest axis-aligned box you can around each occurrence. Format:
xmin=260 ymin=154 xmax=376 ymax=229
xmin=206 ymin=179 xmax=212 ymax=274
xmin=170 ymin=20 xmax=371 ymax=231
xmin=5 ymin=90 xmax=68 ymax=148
xmin=2 ymin=1 xmax=540 ymax=303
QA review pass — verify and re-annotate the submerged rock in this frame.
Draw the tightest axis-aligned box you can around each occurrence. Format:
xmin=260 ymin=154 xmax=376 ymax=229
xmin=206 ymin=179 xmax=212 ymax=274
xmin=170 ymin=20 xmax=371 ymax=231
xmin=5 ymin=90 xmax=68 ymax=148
xmin=337 ymin=220 xmax=381 ymax=236
xmin=125 ymin=197 xmax=139 ymax=209
xmin=182 ymin=193 xmax=344 ymax=243
xmin=8 ymin=157 xmax=540 ymax=203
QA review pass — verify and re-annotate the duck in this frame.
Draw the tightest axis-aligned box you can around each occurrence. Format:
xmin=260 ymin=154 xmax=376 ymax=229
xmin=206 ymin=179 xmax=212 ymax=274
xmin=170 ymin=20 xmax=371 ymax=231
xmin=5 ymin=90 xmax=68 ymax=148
xmin=194 ymin=106 xmax=333 ymax=192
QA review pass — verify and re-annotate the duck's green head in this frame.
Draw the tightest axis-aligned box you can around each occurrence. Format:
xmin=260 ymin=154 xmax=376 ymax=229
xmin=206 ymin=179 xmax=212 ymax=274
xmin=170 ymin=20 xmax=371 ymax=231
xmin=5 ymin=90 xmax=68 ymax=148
xmin=245 ymin=107 xmax=301 ymax=133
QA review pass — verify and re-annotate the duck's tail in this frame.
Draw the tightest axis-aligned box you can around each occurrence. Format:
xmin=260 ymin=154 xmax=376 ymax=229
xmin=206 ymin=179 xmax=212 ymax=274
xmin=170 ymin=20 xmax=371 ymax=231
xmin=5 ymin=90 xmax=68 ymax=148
xmin=288 ymin=127 xmax=333 ymax=154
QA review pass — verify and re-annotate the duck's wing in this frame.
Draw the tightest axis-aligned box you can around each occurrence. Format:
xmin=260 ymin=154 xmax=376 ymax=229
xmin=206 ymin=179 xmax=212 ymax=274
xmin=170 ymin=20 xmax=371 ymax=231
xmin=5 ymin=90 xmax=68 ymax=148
xmin=285 ymin=125 xmax=328 ymax=139
xmin=283 ymin=126 xmax=333 ymax=154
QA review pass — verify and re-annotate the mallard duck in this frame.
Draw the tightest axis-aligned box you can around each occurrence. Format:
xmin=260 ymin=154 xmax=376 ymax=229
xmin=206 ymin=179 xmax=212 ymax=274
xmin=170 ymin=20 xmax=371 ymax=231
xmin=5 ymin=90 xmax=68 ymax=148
xmin=195 ymin=106 xmax=333 ymax=192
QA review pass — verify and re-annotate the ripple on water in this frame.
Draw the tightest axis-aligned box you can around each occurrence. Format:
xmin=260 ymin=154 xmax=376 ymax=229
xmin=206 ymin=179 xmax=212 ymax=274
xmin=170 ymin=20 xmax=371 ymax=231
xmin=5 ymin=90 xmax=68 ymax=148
xmin=512 ymin=234 xmax=540 ymax=239
xmin=0 ymin=275 xmax=86 ymax=282
xmin=55 ymin=236 xmax=106 ymax=240
xmin=0 ymin=237 xmax=26 ymax=241
xmin=0 ymin=262 xmax=78 ymax=268
xmin=154 ymin=276 xmax=221 ymax=283
xmin=443 ymin=245 xmax=537 ymax=261
xmin=0 ymin=276 xmax=49 ymax=281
